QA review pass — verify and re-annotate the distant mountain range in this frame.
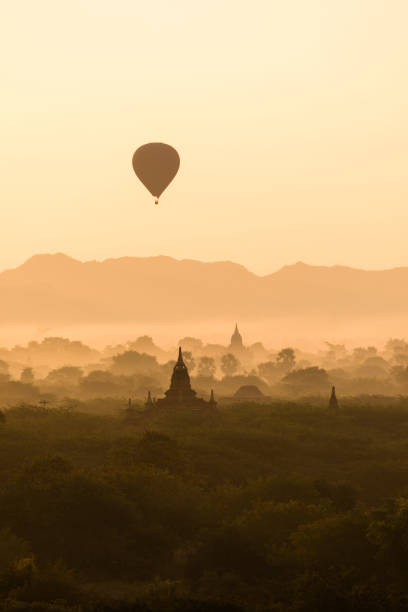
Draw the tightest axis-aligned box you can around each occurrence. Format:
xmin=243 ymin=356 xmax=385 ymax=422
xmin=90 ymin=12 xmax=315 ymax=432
xmin=0 ymin=253 xmax=407 ymax=326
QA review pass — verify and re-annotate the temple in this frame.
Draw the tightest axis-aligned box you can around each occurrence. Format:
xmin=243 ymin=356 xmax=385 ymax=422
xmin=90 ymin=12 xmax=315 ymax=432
xmin=124 ymin=397 xmax=138 ymax=423
xmin=229 ymin=323 xmax=244 ymax=351
xmin=145 ymin=391 xmax=154 ymax=409
xmin=329 ymin=386 xmax=339 ymax=411
xmin=149 ymin=347 xmax=217 ymax=410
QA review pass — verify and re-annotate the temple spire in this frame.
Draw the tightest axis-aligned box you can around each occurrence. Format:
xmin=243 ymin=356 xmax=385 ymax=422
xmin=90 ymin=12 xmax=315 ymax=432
xmin=177 ymin=346 xmax=184 ymax=364
xmin=209 ymin=389 xmax=217 ymax=408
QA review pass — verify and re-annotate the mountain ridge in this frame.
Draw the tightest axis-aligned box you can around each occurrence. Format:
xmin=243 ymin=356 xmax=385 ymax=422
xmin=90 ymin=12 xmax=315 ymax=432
xmin=6 ymin=253 xmax=408 ymax=278
xmin=0 ymin=253 xmax=407 ymax=326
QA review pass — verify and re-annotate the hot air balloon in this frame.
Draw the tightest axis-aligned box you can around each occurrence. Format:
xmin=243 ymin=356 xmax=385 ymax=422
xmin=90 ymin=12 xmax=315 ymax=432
xmin=132 ymin=142 xmax=180 ymax=205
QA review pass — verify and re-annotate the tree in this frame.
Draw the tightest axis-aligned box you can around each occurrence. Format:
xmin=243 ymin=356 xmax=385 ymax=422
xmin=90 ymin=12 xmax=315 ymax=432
xmin=79 ymin=370 xmax=119 ymax=396
xmin=127 ymin=336 xmax=159 ymax=355
xmin=137 ymin=431 xmax=181 ymax=471
xmin=25 ymin=337 xmax=98 ymax=366
xmin=248 ymin=342 xmax=267 ymax=360
xmin=325 ymin=342 xmax=347 ymax=361
xmin=282 ymin=367 xmax=330 ymax=393
xmin=111 ymin=351 xmax=158 ymax=376
xmin=293 ymin=510 xmax=372 ymax=570
xmin=357 ymin=356 xmax=389 ymax=379
xmin=393 ymin=352 xmax=408 ymax=367
xmin=44 ymin=366 xmax=83 ymax=388
xmin=0 ymin=527 xmax=29 ymax=568
xmin=368 ymin=497 xmax=408 ymax=574
xmin=161 ymin=360 xmax=176 ymax=378
xmin=197 ymin=356 xmax=216 ymax=378
xmin=178 ymin=337 xmax=203 ymax=353
xmin=0 ymin=360 xmax=10 ymax=383
xmin=221 ymin=353 xmax=240 ymax=377
xmin=20 ymin=367 xmax=34 ymax=385
xmin=258 ymin=361 xmax=281 ymax=384
xmin=183 ymin=351 xmax=195 ymax=373
xmin=277 ymin=348 xmax=296 ymax=371
xmin=384 ymin=339 xmax=408 ymax=367
xmin=352 ymin=346 xmax=378 ymax=363
xmin=385 ymin=338 xmax=408 ymax=354
xmin=391 ymin=366 xmax=408 ymax=389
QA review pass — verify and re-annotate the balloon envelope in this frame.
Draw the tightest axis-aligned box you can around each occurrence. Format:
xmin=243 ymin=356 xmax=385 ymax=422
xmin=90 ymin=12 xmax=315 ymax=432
xmin=132 ymin=143 xmax=180 ymax=201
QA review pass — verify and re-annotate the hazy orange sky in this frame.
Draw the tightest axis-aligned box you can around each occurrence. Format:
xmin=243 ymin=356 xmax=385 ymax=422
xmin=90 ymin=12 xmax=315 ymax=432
xmin=1 ymin=0 xmax=407 ymax=275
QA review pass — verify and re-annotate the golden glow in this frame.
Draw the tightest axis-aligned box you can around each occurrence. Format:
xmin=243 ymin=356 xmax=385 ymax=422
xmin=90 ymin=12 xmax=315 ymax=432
xmin=1 ymin=0 xmax=407 ymax=274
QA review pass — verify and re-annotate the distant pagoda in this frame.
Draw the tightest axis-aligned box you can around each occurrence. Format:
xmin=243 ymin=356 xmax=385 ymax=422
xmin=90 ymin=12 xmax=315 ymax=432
xmin=153 ymin=347 xmax=217 ymax=410
xmin=229 ymin=323 xmax=244 ymax=351
xmin=208 ymin=389 xmax=217 ymax=409
xmin=145 ymin=391 xmax=155 ymax=409
xmin=124 ymin=397 xmax=138 ymax=423
xmin=329 ymin=386 xmax=339 ymax=412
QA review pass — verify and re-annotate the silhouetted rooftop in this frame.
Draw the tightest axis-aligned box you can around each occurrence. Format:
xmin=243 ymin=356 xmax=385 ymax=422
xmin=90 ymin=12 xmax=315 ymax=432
xmin=234 ymin=385 xmax=264 ymax=399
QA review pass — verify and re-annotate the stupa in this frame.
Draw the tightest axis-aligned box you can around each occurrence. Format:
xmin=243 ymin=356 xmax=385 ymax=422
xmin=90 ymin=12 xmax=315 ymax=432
xmin=329 ymin=386 xmax=339 ymax=411
xmin=230 ymin=323 xmax=244 ymax=351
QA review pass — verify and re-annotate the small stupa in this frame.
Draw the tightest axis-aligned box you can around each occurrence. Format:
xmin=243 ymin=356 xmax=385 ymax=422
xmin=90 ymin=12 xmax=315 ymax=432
xmin=329 ymin=386 xmax=339 ymax=411
xmin=124 ymin=397 xmax=138 ymax=423
xmin=208 ymin=389 xmax=217 ymax=409
xmin=145 ymin=391 xmax=155 ymax=408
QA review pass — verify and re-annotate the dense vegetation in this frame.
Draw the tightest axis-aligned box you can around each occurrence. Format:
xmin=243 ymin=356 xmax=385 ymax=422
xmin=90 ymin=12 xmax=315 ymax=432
xmin=2 ymin=399 xmax=408 ymax=610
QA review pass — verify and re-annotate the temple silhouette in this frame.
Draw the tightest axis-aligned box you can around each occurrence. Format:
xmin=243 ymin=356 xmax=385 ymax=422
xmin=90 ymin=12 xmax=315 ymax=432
xmin=329 ymin=386 xmax=339 ymax=411
xmin=146 ymin=347 xmax=217 ymax=410
xmin=229 ymin=323 xmax=244 ymax=351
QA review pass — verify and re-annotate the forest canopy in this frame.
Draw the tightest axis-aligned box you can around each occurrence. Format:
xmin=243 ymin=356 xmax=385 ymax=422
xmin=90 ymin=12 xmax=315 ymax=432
xmin=1 ymin=398 xmax=408 ymax=610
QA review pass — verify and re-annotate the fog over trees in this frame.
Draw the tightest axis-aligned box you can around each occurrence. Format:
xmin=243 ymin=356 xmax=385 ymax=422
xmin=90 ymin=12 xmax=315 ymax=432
xmin=0 ymin=330 xmax=407 ymax=404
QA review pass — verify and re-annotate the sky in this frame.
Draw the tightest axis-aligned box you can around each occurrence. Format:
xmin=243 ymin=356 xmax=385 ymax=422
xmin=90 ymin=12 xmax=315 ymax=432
xmin=1 ymin=0 xmax=407 ymax=275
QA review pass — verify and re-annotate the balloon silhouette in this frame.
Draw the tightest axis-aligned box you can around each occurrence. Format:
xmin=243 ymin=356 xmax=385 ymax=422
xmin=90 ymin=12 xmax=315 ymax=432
xmin=132 ymin=143 xmax=180 ymax=204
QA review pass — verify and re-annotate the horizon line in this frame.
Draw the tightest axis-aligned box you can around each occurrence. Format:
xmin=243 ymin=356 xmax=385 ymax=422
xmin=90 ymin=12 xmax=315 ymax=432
xmin=2 ymin=252 xmax=408 ymax=279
